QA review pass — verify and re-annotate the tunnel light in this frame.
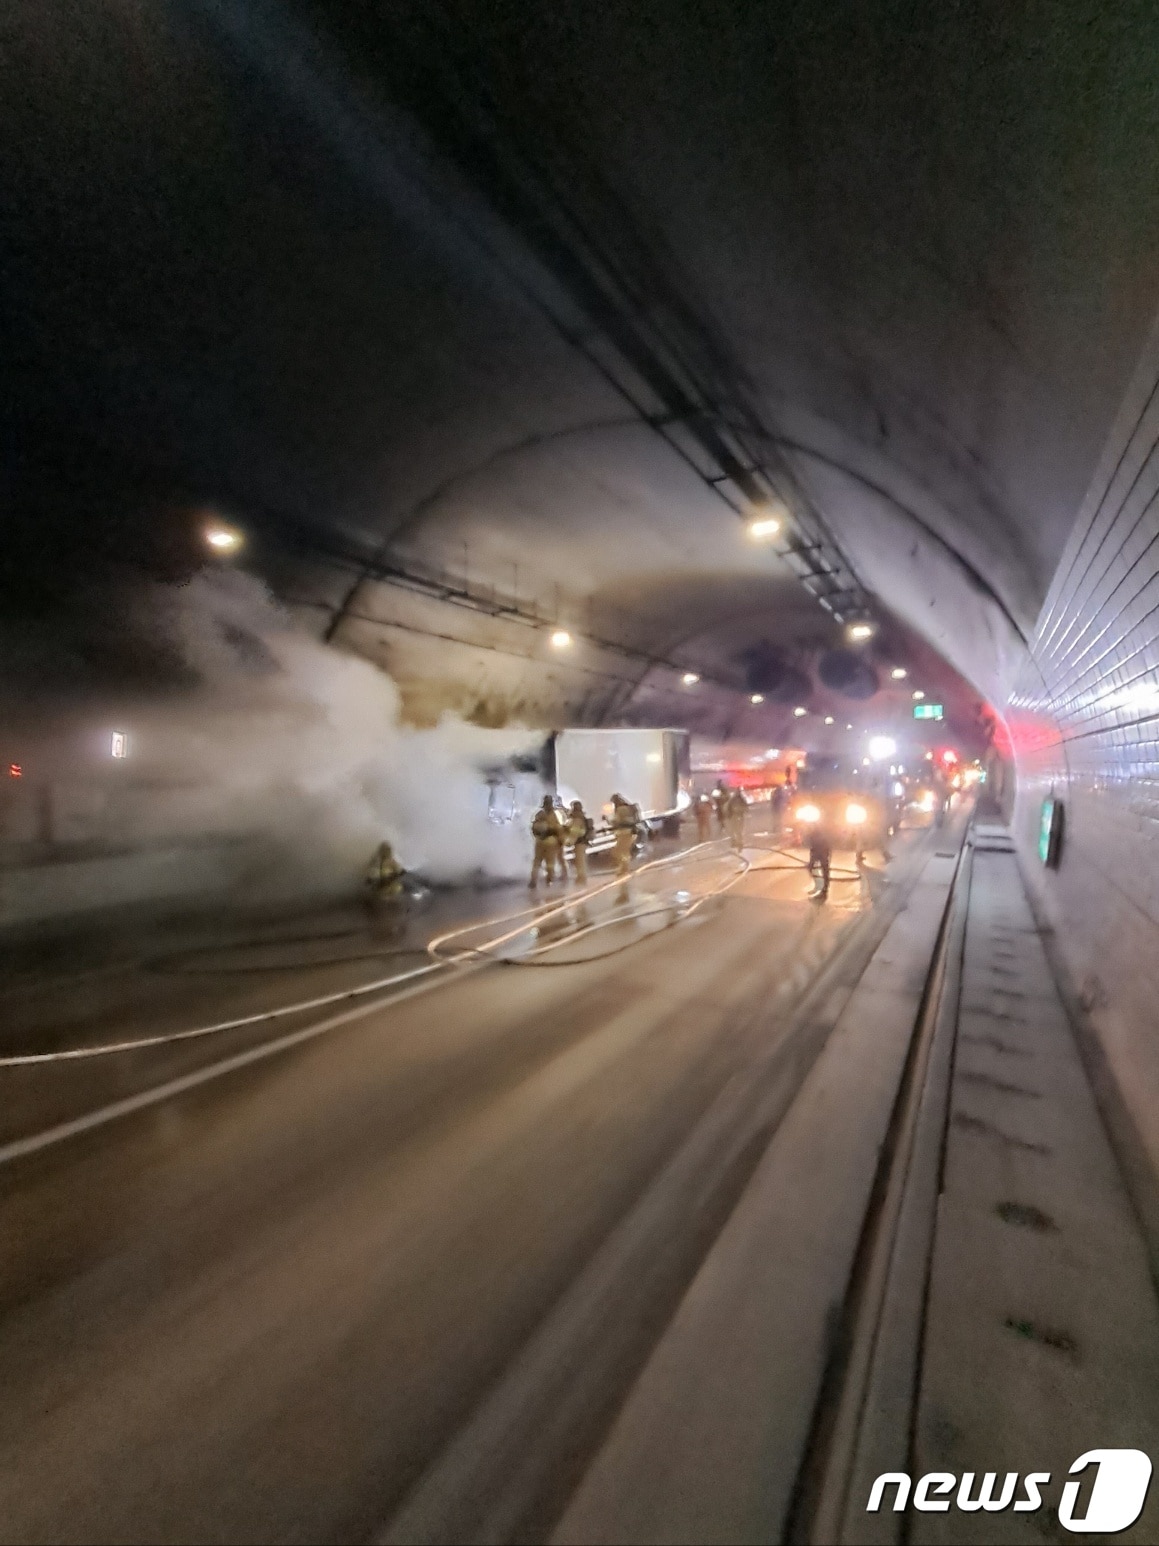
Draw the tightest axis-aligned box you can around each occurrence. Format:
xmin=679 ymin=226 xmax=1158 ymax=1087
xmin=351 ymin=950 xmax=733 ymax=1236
xmin=891 ymin=667 xmax=908 ymax=680
xmin=824 ymin=715 xmax=834 ymax=725
xmin=793 ymin=706 xmax=807 ymax=717
xmin=846 ymin=723 xmax=853 ymax=730
xmin=205 ymin=523 xmax=243 ymax=553
xmin=868 ymin=735 xmax=896 ymax=761
xmin=847 ymin=621 xmax=875 ymax=642
xmin=110 ymin=731 xmax=129 ymax=759
xmin=912 ymin=689 xmax=926 ymax=701
xmin=550 ymin=629 xmax=573 ymax=649
xmin=682 ymin=672 xmax=700 ymax=685
xmin=750 ymin=693 xmax=764 ymax=704
xmin=747 ymin=515 xmax=782 ymax=541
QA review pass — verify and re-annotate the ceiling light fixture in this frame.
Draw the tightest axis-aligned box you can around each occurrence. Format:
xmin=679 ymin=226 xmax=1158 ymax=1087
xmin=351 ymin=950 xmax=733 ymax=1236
xmin=205 ymin=524 xmax=243 ymax=553
xmin=747 ymin=516 xmax=781 ymax=540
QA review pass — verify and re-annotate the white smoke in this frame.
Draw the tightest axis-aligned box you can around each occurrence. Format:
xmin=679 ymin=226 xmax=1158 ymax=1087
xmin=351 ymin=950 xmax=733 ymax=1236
xmin=81 ymin=570 xmax=544 ymax=898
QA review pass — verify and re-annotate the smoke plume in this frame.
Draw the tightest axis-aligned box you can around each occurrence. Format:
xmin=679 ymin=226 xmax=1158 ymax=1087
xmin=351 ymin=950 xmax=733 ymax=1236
xmin=4 ymin=570 xmax=544 ymax=911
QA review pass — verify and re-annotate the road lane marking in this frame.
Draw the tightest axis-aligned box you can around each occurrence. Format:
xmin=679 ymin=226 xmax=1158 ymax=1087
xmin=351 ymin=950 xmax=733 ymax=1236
xmin=0 ymin=960 xmax=482 ymax=1168
xmin=0 ymin=960 xmax=450 ymax=1068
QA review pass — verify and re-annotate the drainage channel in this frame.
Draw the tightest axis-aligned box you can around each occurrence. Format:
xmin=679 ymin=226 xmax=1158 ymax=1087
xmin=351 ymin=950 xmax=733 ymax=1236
xmin=788 ymin=827 xmax=975 ymax=1545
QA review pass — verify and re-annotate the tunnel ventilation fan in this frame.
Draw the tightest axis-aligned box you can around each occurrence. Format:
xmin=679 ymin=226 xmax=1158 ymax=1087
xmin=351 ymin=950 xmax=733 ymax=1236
xmin=736 ymin=643 xmax=810 ymax=703
xmin=818 ymin=649 xmax=879 ymax=700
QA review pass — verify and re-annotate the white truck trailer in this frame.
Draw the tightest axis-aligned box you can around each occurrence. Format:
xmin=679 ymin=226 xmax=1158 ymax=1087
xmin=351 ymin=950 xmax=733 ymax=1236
xmin=482 ymin=727 xmax=691 ymax=848
xmin=548 ymin=728 xmax=690 ymax=830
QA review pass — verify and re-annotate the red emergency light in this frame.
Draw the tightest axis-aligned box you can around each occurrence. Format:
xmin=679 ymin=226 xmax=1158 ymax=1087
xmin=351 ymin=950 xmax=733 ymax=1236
xmin=8 ymin=763 xmax=21 ymax=779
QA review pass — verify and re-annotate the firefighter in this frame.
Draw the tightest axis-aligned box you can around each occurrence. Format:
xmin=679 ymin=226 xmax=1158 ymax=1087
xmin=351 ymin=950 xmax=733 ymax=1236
xmin=365 ymin=840 xmax=407 ymax=923
xmin=808 ymin=820 xmax=833 ymax=901
xmin=771 ymin=780 xmax=788 ymax=833
xmin=609 ymin=793 xmax=638 ymax=877
xmin=529 ymin=795 xmax=564 ymax=887
xmin=366 ymin=840 xmax=405 ymax=896
xmin=725 ymin=786 xmax=748 ymax=853
xmin=565 ymin=798 xmax=593 ymax=885
xmin=694 ymin=793 xmax=713 ymax=843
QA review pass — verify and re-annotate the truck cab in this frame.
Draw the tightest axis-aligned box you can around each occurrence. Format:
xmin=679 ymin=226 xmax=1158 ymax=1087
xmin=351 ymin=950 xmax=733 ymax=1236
xmin=787 ymin=756 xmax=894 ymax=861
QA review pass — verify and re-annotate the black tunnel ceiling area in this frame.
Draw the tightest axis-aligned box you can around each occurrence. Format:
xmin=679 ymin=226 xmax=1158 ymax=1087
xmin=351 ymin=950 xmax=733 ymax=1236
xmin=3 ymin=0 xmax=1159 ymax=747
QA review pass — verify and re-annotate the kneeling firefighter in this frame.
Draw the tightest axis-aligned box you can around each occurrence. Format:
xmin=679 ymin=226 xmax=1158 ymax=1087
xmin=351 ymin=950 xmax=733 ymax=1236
xmin=366 ymin=840 xmax=407 ymax=911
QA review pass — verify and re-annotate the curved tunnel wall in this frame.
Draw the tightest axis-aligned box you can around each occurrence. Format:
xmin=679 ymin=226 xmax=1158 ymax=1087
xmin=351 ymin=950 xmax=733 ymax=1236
xmin=1012 ymin=304 xmax=1159 ymax=1182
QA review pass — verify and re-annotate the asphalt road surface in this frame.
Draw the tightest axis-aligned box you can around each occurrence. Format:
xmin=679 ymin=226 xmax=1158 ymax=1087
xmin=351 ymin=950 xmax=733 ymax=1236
xmin=0 ymin=828 xmax=935 ymax=1543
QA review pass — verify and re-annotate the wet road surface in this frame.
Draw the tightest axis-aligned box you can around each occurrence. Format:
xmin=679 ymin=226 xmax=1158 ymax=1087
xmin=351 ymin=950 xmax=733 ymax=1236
xmin=1 ymin=827 xmax=933 ymax=1543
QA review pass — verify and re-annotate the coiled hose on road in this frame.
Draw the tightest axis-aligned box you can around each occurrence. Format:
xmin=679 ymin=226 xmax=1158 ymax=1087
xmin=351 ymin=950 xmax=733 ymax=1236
xmin=0 ymin=839 xmax=866 ymax=1065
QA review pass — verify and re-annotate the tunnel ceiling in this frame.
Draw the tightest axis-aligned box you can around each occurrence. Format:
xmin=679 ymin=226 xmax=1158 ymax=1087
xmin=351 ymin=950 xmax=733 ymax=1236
xmin=5 ymin=0 xmax=1159 ymax=741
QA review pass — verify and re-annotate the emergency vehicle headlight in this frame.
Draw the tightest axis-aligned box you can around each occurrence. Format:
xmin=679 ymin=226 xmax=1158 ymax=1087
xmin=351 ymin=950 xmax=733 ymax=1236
xmin=845 ymin=803 xmax=868 ymax=825
xmin=795 ymin=803 xmax=821 ymax=824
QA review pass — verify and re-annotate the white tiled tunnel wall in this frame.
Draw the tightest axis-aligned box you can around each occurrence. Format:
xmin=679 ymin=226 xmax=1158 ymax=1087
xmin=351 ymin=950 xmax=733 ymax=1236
xmin=1012 ymin=309 xmax=1159 ymax=1172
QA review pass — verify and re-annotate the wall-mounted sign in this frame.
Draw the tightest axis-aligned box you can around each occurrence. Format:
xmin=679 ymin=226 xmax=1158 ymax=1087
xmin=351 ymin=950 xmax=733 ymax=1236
xmin=1039 ymin=797 xmax=1064 ymax=867
xmin=913 ymin=703 xmax=944 ymax=720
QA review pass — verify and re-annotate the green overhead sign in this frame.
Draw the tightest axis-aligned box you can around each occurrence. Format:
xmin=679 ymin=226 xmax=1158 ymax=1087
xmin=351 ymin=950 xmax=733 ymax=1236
xmin=913 ymin=703 xmax=944 ymax=720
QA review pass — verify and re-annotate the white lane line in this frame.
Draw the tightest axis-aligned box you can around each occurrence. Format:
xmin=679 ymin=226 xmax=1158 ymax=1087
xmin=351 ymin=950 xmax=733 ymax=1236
xmin=0 ymin=846 xmax=728 ymax=1068
xmin=0 ymin=960 xmax=448 ymax=1067
xmin=0 ymin=960 xmax=480 ymax=1168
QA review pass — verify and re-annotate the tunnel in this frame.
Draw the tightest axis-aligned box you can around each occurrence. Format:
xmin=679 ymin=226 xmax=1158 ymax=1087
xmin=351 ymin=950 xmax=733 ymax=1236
xmin=4 ymin=1 xmax=1159 ymax=1540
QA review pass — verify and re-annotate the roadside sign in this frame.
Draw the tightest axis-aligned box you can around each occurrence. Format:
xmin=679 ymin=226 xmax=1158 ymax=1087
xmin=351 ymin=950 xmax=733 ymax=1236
xmin=1039 ymin=797 xmax=1064 ymax=867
